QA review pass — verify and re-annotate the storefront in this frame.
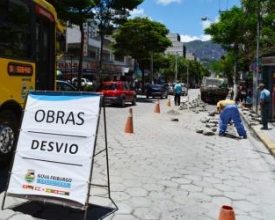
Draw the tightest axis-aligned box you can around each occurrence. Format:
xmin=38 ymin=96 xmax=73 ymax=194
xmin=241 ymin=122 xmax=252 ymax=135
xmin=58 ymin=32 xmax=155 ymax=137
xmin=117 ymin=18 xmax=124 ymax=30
xmin=57 ymin=58 xmax=129 ymax=81
xmin=261 ymin=53 xmax=275 ymax=122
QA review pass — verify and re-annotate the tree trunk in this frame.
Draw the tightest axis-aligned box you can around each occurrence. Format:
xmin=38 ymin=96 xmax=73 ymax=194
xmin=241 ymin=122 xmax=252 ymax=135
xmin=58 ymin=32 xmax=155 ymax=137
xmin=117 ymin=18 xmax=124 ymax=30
xmin=232 ymin=44 xmax=239 ymax=101
xmin=99 ymin=34 xmax=104 ymax=75
xmin=77 ymin=24 xmax=84 ymax=91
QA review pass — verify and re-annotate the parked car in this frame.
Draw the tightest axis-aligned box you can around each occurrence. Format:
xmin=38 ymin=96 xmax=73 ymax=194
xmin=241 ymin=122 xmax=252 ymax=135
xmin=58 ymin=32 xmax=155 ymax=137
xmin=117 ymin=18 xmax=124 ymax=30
xmin=146 ymin=84 xmax=168 ymax=99
xmin=181 ymin=83 xmax=188 ymax=96
xmin=100 ymin=81 xmax=136 ymax=107
xmin=72 ymin=77 xmax=93 ymax=88
xmin=167 ymin=83 xmax=174 ymax=95
xmin=56 ymin=80 xmax=77 ymax=91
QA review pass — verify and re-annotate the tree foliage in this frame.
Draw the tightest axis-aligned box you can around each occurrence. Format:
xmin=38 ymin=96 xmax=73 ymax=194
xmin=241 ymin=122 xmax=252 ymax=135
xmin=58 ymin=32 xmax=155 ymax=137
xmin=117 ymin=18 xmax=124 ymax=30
xmin=205 ymin=0 xmax=275 ymax=73
xmin=204 ymin=7 xmax=246 ymax=52
xmin=48 ymin=0 xmax=96 ymax=90
xmin=111 ymin=17 xmax=172 ymax=83
xmin=47 ymin=0 xmax=143 ymax=88
xmin=160 ymin=54 xmax=208 ymax=85
xmin=92 ymin=0 xmax=143 ymax=72
xmin=112 ymin=17 xmax=171 ymax=59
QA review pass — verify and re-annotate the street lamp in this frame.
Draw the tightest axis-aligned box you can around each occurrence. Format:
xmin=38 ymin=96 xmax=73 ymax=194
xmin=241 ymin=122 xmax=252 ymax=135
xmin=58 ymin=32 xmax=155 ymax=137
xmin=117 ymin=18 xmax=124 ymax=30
xmin=201 ymin=17 xmax=214 ymax=39
xmin=201 ymin=17 xmax=214 ymax=22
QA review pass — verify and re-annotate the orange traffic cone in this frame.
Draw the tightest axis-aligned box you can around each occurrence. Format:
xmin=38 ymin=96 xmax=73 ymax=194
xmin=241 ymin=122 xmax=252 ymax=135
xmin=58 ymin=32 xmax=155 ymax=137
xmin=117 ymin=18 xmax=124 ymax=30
xmin=166 ymin=96 xmax=171 ymax=107
xmin=154 ymin=99 xmax=160 ymax=113
xmin=218 ymin=205 xmax=235 ymax=220
xmin=124 ymin=108 xmax=134 ymax=134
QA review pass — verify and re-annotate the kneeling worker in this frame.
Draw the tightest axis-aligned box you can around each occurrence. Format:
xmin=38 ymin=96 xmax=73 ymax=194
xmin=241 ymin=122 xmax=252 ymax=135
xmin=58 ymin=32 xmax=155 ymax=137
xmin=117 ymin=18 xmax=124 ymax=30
xmin=217 ymin=99 xmax=247 ymax=139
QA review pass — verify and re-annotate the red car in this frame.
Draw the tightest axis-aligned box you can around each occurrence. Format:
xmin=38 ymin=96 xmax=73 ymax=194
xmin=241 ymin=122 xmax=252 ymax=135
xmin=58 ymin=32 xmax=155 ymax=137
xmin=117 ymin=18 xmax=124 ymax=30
xmin=100 ymin=81 xmax=137 ymax=107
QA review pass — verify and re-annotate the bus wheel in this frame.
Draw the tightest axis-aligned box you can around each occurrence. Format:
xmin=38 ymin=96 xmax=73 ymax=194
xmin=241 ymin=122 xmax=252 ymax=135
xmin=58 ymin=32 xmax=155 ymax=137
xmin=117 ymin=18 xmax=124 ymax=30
xmin=0 ymin=111 xmax=18 ymax=168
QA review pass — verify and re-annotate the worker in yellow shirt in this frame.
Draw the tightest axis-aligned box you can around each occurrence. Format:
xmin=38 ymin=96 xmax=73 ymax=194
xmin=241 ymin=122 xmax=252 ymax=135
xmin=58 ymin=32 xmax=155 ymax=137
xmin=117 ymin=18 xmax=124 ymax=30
xmin=217 ymin=99 xmax=247 ymax=139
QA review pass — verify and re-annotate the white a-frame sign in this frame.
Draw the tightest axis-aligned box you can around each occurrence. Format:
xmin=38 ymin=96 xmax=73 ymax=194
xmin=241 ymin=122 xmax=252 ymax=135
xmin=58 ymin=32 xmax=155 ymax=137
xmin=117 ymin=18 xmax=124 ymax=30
xmin=2 ymin=91 xmax=117 ymax=219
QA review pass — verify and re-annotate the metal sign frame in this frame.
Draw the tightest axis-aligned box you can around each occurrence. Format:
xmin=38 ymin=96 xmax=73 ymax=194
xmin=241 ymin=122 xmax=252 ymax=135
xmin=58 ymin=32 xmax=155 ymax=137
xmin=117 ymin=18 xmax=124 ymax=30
xmin=1 ymin=91 xmax=118 ymax=220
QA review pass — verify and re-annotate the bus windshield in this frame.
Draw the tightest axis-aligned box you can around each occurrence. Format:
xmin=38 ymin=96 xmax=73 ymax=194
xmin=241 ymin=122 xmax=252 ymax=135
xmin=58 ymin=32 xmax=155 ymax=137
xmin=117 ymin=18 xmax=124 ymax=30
xmin=0 ymin=0 xmax=32 ymax=59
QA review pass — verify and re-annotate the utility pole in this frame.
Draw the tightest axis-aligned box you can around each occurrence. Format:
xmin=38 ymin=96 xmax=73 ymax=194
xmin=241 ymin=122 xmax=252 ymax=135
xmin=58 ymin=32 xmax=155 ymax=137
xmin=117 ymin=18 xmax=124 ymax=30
xmin=253 ymin=0 xmax=261 ymax=113
xmin=186 ymin=64 xmax=189 ymax=86
xmin=150 ymin=52 xmax=154 ymax=84
xmin=174 ymin=54 xmax=178 ymax=82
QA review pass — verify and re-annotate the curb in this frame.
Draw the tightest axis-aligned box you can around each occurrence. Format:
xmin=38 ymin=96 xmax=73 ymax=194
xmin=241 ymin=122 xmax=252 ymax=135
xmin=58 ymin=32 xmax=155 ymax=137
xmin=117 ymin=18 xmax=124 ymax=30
xmin=250 ymin=125 xmax=275 ymax=155
xmin=241 ymin=110 xmax=275 ymax=156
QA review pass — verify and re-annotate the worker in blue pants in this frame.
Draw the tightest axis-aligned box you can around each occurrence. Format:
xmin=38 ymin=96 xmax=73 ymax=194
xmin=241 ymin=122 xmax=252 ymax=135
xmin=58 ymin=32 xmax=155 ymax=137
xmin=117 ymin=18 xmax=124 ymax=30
xmin=217 ymin=99 xmax=247 ymax=139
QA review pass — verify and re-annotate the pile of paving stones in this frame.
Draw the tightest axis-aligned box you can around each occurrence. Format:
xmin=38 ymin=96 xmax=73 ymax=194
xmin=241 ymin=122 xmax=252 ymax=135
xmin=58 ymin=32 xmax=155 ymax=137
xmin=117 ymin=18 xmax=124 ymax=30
xmin=195 ymin=110 xmax=219 ymax=136
xmin=179 ymin=97 xmax=208 ymax=113
xmin=173 ymin=97 xmax=219 ymax=136
xmin=239 ymin=107 xmax=262 ymax=126
xmin=171 ymin=97 xmax=262 ymax=136
xmin=195 ymin=105 xmax=262 ymax=136
xmin=179 ymin=98 xmax=257 ymax=136
xmin=167 ymin=97 xmax=208 ymax=122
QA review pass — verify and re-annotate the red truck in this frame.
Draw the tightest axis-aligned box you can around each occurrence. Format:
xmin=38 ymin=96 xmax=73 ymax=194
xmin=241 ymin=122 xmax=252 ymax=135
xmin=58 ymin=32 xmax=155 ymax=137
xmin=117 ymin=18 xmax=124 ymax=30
xmin=100 ymin=81 xmax=137 ymax=107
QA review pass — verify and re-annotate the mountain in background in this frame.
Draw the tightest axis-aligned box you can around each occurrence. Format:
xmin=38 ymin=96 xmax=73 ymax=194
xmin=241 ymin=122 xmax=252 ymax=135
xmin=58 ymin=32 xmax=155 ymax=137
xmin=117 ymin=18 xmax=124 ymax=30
xmin=183 ymin=40 xmax=225 ymax=61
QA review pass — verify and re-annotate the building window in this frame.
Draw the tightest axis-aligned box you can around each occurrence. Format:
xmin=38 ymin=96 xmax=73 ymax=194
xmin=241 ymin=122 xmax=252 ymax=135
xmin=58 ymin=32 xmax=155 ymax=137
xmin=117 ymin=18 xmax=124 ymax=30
xmin=102 ymin=52 xmax=110 ymax=62
xmin=115 ymin=55 xmax=124 ymax=62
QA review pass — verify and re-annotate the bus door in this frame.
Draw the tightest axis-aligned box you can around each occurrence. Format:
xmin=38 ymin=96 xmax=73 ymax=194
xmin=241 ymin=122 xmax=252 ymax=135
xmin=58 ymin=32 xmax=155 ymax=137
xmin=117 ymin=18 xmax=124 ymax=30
xmin=35 ymin=8 xmax=55 ymax=90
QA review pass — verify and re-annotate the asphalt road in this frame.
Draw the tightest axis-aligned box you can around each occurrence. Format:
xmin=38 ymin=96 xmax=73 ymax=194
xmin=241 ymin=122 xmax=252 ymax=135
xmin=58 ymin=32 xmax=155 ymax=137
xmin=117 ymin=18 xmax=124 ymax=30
xmin=1 ymin=89 xmax=275 ymax=220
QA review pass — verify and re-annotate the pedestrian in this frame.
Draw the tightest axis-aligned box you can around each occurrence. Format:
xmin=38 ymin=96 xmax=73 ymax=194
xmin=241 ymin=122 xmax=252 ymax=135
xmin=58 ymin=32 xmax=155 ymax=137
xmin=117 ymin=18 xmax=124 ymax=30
xmin=258 ymin=83 xmax=271 ymax=130
xmin=174 ymin=81 xmax=182 ymax=106
xmin=217 ymin=99 xmax=247 ymax=139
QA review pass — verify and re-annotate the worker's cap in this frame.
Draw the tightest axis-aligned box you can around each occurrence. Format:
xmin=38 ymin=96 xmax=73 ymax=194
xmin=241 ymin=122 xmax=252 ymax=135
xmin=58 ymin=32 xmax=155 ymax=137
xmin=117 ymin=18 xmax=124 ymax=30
xmin=257 ymin=83 xmax=265 ymax=89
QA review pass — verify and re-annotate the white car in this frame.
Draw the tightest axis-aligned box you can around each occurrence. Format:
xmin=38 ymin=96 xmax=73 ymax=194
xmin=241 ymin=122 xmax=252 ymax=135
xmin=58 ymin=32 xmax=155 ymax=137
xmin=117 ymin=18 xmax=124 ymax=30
xmin=56 ymin=80 xmax=77 ymax=91
xmin=181 ymin=83 xmax=188 ymax=96
xmin=72 ymin=77 xmax=93 ymax=87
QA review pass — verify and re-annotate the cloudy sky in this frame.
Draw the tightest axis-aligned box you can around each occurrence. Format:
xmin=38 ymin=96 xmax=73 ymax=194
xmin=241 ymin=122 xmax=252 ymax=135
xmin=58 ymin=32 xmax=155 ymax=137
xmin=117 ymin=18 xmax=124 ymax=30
xmin=131 ymin=0 xmax=241 ymax=42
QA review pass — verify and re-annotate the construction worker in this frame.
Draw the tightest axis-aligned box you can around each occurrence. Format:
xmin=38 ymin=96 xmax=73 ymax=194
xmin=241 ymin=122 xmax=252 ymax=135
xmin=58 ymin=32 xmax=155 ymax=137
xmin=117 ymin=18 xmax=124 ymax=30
xmin=217 ymin=99 xmax=247 ymax=139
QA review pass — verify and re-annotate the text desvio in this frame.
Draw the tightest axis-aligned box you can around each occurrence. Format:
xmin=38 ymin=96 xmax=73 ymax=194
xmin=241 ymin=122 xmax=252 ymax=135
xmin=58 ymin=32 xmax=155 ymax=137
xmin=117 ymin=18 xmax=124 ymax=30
xmin=31 ymin=140 xmax=78 ymax=154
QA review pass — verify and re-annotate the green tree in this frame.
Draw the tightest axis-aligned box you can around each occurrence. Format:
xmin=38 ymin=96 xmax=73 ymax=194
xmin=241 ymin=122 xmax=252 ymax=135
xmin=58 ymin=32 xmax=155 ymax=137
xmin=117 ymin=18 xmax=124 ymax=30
xmin=93 ymin=0 xmax=143 ymax=74
xmin=187 ymin=60 xmax=209 ymax=86
xmin=48 ymin=0 xmax=96 ymax=90
xmin=111 ymin=17 xmax=172 ymax=86
xmin=204 ymin=6 xmax=247 ymax=100
xmin=160 ymin=54 xmax=208 ymax=86
xmin=242 ymin=0 xmax=275 ymax=56
xmin=48 ymin=0 xmax=143 ymax=89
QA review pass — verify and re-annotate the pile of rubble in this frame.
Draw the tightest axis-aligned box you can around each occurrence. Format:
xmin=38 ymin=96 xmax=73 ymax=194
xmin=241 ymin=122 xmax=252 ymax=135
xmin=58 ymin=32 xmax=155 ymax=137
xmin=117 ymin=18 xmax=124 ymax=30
xmin=194 ymin=106 xmax=262 ymax=137
xmin=179 ymin=97 xmax=208 ymax=113
xmin=169 ymin=96 xmax=262 ymax=136
xmin=239 ymin=107 xmax=262 ymax=126
xmin=196 ymin=111 xmax=219 ymax=136
xmin=172 ymin=97 xmax=220 ymax=136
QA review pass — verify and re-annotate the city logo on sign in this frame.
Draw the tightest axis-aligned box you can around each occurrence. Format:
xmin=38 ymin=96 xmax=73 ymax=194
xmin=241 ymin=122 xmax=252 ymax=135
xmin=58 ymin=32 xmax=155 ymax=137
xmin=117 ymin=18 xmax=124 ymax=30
xmin=25 ymin=169 xmax=35 ymax=183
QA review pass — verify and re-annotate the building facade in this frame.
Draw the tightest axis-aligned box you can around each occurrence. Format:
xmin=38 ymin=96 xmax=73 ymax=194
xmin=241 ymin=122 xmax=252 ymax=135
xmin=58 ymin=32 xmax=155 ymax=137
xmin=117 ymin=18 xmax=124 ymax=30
xmin=165 ymin=33 xmax=186 ymax=57
xmin=57 ymin=22 xmax=134 ymax=82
